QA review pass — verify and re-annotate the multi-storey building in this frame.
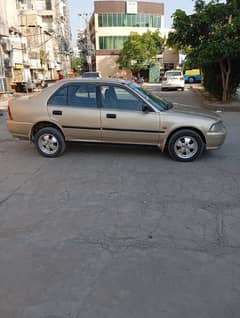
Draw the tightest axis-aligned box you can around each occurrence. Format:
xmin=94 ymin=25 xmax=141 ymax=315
xmin=0 ymin=0 xmax=17 ymax=92
xmin=16 ymin=0 xmax=72 ymax=82
xmin=86 ymin=0 xmax=179 ymax=80
xmin=0 ymin=0 xmax=71 ymax=94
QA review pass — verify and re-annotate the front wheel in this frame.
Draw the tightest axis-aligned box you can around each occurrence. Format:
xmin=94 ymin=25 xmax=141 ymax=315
xmin=167 ymin=129 xmax=205 ymax=162
xmin=34 ymin=127 xmax=66 ymax=158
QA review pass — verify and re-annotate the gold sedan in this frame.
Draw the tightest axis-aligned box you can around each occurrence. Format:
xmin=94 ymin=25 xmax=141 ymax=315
xmin=7 ymin=78 xmax=226 ymax=162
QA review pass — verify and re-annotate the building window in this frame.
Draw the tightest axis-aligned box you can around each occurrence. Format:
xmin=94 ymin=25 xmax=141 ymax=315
xmin=45 ymin=0 xmax=52 ymax=10
xmin=99 ymin=36 xmax=128 ymax=50
xmin=35 ymin=0 xmax=44 ymax=10
xmin=98 ymin=13 xmax=161 ymax=28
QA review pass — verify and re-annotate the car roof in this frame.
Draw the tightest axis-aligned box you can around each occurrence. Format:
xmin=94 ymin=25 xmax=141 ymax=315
xmin=30 ymin=78 xmax=132 ymax=101
xmin=57 ymin=78 xmax=131 ymax=85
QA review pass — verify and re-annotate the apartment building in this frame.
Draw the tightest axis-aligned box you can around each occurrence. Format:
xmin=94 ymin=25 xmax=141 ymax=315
xmin=0 ymin=0 xmax=15 ymax=92
xmin=16 ymin=0 xmax=71 ymax=82
xmin=0 ymin=0 xmax=71 ymax=93
xmin=85 ymin=1 xmax=179 ymax=80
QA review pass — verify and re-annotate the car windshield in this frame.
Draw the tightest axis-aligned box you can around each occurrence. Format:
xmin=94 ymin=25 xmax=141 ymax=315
xmin=128 ymin=82 xmax=173 ymax=111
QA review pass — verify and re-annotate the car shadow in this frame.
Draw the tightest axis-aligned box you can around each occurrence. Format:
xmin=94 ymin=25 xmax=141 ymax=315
xmin=65 ymin=142 xmax=170 ymax=160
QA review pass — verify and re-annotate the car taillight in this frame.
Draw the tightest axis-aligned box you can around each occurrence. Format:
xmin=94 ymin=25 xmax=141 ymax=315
xmin=180 ymin=77 xmax=184 ymax=81
xmin=162 ymin=77 xmax=167 ymax=81
xmin=8 ymin=104 xmax=13 ymax=120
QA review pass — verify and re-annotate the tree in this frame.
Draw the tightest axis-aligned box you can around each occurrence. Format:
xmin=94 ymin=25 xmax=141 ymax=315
xmin=117 ymin=30 xmax=165 ymax=78
xmin=167 ymin=0 xmax=240 ymax=102
xmin=71 ymin=57 xmax=82 ymax=76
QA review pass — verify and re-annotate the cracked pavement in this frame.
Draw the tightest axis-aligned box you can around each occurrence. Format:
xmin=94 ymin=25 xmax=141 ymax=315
xmin=0 ymin=89 xmax=240 ymax=318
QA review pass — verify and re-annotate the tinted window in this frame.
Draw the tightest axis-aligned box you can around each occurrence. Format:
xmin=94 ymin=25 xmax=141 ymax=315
xmin=166 ymin=71 xmax=182 ymax=77
xmin=68 ymin=84 xmax=97 ymax=108
xmin=48 ymin=86 xmax=67 ymax=106
xmin=101 ymin=85 xmax=143 ymax=111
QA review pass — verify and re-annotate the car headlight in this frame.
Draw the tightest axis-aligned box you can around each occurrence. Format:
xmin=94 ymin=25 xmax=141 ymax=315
xmin=209 ymin=121 xmax=225 ymax=132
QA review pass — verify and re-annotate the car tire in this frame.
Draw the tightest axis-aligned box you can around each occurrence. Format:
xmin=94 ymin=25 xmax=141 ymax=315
xmin=34 ymin=127 xmax=66 ymax=158
xmin=188 ymin=77 xmax=195 ymax=84
xmin=167 ymin=129 xmax=205 ymax=162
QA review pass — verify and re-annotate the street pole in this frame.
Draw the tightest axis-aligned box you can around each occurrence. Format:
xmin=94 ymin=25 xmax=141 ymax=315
xmin=78 ymin=13 xmax=92 ymax=72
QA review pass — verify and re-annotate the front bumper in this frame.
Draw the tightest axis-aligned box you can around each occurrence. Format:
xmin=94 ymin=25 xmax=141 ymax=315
xmin=205 ymin=130 xmax=227 ymax=149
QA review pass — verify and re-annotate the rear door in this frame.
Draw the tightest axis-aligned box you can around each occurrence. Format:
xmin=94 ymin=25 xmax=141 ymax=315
xmin=100 ymin=85 xmax=160 ymax=144
xmin=47 ymin=83 xmax=101 ymax=141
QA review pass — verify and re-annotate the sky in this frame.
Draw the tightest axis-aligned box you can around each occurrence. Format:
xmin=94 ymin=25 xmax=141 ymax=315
xmin=68 ymin=0 xmax=198 ymax=44
xmin=68 ymin=0 xmax=212 ymax=44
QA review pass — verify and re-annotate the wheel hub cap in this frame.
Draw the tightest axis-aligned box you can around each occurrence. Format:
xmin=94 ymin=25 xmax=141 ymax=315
xmin=174 ymin=136 xmax=198 ymax=159
xmin=38 ymin=134 xmax=59 ymax=155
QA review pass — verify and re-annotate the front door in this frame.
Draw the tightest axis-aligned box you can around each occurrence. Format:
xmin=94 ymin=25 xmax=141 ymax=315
xmin=100 ymin=85 xmax=160 ymax=144
xmin=47 ymin=83 xmax=101 ymax=141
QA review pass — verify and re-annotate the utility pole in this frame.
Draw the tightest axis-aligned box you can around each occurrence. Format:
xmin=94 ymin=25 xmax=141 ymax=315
xmin=78 ymin=13 xmax=93 ymax=72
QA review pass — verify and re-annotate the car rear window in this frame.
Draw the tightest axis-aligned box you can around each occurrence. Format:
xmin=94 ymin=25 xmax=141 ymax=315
xmin=47 ymin=86 xmax=67 ymax=106
xmin=166 ymin=71 xmax=182 ymax=77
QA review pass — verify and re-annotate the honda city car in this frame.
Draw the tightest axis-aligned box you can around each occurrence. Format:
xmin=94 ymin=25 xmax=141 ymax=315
xmin=7 ymin=78 xmax=226 ymax=162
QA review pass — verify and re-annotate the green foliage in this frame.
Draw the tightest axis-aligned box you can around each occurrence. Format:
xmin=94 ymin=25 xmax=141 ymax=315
xmin=203 ymin=59 xmax=240 ymax=98
xmin=71 ymin=57 xmax=82 ymax=75
xmin=167 ymin=0 xmax=240 ymax=101
xmin=117 ymin=31 xmax=165 ymax=74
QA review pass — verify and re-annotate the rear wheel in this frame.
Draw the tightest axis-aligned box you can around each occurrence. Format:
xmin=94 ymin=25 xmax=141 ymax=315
xmin=167 ymin=129 xmax=205 ymax=162
xmin=34 ymin=127 xmax=65 ymax=158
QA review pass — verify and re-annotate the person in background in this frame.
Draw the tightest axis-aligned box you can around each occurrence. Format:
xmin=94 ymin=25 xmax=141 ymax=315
xmin=57 ymin=71 xmax=64 ymax=80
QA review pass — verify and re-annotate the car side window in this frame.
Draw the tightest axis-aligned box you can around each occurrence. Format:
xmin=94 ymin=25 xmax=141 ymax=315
xmin=47 ymin=86 xmax=67 ymax=106
xmin=101 ymin=85 xmax=143 ymax=111
xmin=68 ymin=84 xmax=97 ymax=108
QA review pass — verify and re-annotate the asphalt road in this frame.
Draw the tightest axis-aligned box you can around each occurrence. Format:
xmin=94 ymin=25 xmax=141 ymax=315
xmin=0 ymin=87 xmax=240 ymax=318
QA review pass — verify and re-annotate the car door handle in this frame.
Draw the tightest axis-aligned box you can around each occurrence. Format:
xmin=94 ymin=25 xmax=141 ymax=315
xmin=52 ymin=110 xmax=62 ymax=116
xmin=106 ymin=113 xmax=116 ymax=119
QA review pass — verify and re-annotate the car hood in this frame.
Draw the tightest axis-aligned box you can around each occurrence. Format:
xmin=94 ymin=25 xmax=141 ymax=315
xmin=170 ymin=103 xmax=221 ymax=121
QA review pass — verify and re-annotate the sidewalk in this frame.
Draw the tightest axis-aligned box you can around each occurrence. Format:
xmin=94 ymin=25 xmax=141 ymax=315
xmin=191 ymin=86 xmax=240 ymax=112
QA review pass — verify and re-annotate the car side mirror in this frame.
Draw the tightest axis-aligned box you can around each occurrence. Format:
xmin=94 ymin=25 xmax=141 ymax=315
xmin=142 ymin=104 xmax=150 ymax=113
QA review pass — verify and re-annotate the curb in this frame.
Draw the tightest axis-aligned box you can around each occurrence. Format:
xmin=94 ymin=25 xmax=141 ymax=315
xmin=191 ymin=87 xmax=240 ymax=112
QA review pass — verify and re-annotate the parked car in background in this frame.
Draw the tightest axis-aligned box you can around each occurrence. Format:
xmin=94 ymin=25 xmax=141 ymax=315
xmin=82 ymin=72 xmax=102 ymax=78
xmin=161 ymin=70 xmax=185 ymax=91
xmin=184 ymin=69 xmax=202 ymax=83
xmin=7 ymin=78 xmax=226 ymax=162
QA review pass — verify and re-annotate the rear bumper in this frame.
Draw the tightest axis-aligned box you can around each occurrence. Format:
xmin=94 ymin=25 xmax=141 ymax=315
xmin=162 ymin=82 xmax=185 ymax=89
xmin=7 ymin=120 xmax=32 ymax=140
